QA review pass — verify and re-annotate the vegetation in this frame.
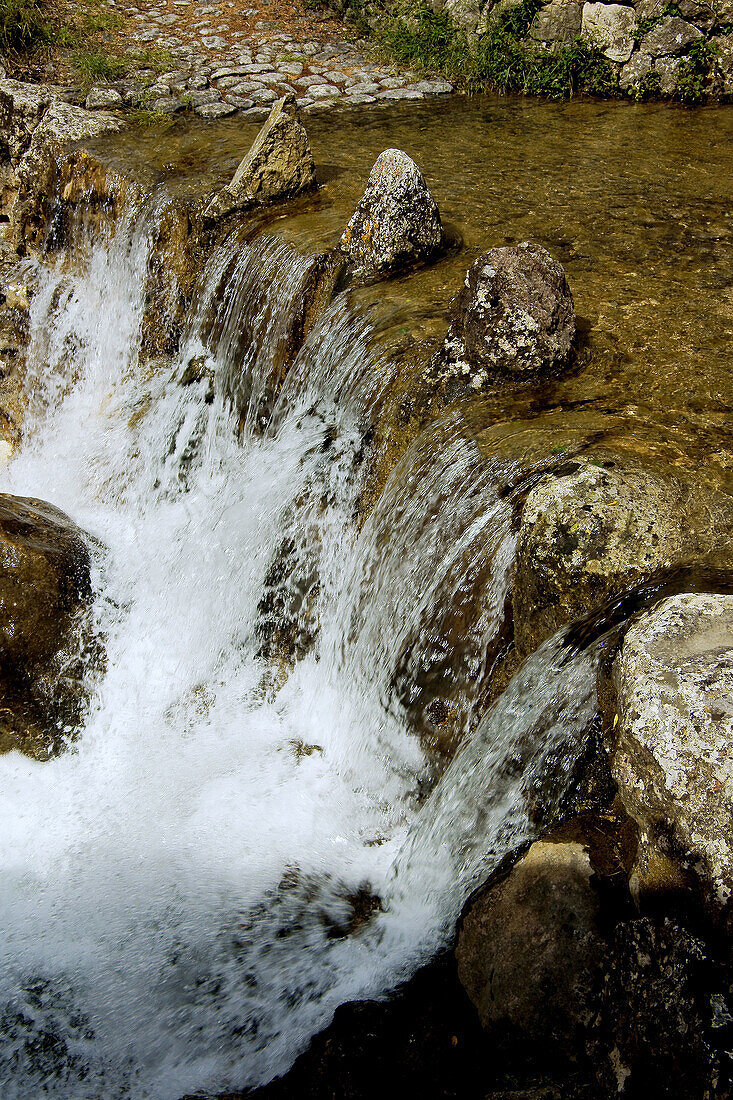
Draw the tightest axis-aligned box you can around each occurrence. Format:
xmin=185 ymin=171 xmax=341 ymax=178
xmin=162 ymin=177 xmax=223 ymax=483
xmin=0 ymin=0 xmax=55 ymax=52
xmin=674 ymin=37 xmax=719 ymax=102
xmin=376 ymin=0 xmax=618 ymax=99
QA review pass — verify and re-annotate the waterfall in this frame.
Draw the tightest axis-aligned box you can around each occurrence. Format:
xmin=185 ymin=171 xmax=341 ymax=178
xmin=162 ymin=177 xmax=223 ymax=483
xmin=0 ymin=192 xmax=606 ymax=1098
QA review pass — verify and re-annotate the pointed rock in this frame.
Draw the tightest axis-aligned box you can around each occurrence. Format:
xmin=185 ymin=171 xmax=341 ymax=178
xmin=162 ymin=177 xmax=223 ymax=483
xmin=339 ymin=148 xmax=445 ymax=280
xmin=204 ymin=94 xmax=316 ymax=219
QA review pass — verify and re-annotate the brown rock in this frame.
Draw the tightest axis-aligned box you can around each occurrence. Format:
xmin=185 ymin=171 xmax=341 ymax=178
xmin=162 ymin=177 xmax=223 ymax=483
xmin=204 ymin=94 xmax=316 ymax=219
xmin=436 ymin=242 xmax=575 ymax=387
xmin=456 ymin=840 xmax=606 ymax=1052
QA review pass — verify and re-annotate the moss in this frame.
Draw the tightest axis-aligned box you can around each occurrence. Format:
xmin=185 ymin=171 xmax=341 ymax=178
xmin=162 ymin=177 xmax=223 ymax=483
xmin=376 ymin=1 xmax=618 ymax=99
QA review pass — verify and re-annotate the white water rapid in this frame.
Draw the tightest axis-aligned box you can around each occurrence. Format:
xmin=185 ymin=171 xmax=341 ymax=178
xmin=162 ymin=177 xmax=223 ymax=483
xmin=0 ymin=196 xmax=605 ymax=1099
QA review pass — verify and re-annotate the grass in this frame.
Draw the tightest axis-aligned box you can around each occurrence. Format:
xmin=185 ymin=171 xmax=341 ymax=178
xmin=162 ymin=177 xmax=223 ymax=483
xmin=376 ymin=0 xmax=618 ymax=99
xmin=0 ymin=0 xmax=55 ymax=52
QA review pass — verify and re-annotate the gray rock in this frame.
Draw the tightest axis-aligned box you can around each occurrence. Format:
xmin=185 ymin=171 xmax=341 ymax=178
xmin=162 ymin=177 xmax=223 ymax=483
xmin=530 ymin=0 xmax=583 ymax=48
xmin=308 ymin=84 xmax=340 ymax=99
xmin=204 ymin=93 xmax=316 ymax=218
xmin=339 ymin=148 xmax=444 ymax=280
xmin=195 ymin=102 xmax=236 ymax=118
xmin=442 ymin=0 xmax=482 ymax=34
xmin=612 ymin=593 xmax=733 ymax=919
xmin=436 ymin=242 xmax=575 ymax=389
xmin=85 ymin=87 xmax=123 ymax=110
xmin=581 ymin=1 xmax=636 ymax=62
xmin=456 ymin=841 xmax=606 ymax=1049
xmin=347 ymin=81 xmax=380 ymax=95
xmin=640 ymin=15 xmax=703 ymax=56
xmin=712 ymin=33 xmax=733 ymax=98
xmin=149 ymin=96 xmax=186 ymax=113
xmin=654 ymin=55 xmax=682 ymax=94
xmin=224 ymin=94 xmax=255 ymax=109
xmin=0 ymin=79 xmax=53 ymax=162
xmin=202 ymin=34 xmax=228 ymax=48
xmin=620 ymin=50 xmax=653 ymax=90
xmin=186 ymin=88 xmax=222 ymax=106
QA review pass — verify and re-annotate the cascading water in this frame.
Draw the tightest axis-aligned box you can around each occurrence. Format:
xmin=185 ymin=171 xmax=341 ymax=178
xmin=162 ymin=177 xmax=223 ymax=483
xmin=0 ymin=190 xmax=608 ymax=1099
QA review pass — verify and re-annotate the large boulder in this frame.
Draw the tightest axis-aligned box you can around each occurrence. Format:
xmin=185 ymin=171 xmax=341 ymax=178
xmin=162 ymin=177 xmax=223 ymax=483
xmin=435 ymin=243 xmax=575 ymax=389
xmin=456 ymin=841 xmax=606 ymax=1052
xmin=639 ymin=15 xmax=703 ymax=57
xmin=513 ymin=461 xmax=690 ymax=657
xmin=339 ymin=148 xmax=445 ymax=281
xmin=581 ymin=2 xmax=636 ymax=63
xmin=0 ymin=493 xmax=95 ymax=758
xmin=204 ymin=94 xmax=316 ymax=219
xmin=612 ymin=593 xmax=733 ymax=921
xmin=530 ymin=0 xmax=584 ymax=48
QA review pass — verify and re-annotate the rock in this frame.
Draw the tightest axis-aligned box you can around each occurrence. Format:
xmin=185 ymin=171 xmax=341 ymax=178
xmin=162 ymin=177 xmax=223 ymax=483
xmin=149 ymin=96 xmax=186 ymax=113
xmin=529 ymin=0 xmax=583 ymax=48
xmin=195 ymin=102 xmax=236 ymax=118
xmin=204 ymin=93 xmax=316 ymax=219
xmin=0 ymin=493 xmax=95 ymax=759
xmin=620 ymin=50 xmax=653 ymax=91
xmin=85 ymin=87 xmax=123 ymax=110
xmin=640 ymin=15 xmax=703 ymax=56
xmin=339 ymin=148 xmax=444 ymax=281
xmin=435 ymin=242 xmax=574 ymax=388
xmin=712 ymin=33 xmax=733 ymax=98
xmin=591 ymin=917 xmax=722 ymax=1097
xmin=456 ymin=841 xmax=606 ymax=1051
xmin=0 ymin=79 xmax=52 ymax=162
xmin=13 ymin=101 xmax=124 ymax=249
xmin=654 ymin=55 xmax=682 ymax=94
xmin=581 ymin=2 xmax=636 ymax=62
xmin=513 ymin=461 xmax=686 ymax=657
xmin=442 ymin=0 xmax=483 ymax=35
xmin=612 ymin=593 xmax=733 ymax=920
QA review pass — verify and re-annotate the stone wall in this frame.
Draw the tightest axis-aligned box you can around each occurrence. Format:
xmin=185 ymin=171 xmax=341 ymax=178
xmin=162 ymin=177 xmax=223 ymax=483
xmin=377 ymin=0 xmax=733 ymax=100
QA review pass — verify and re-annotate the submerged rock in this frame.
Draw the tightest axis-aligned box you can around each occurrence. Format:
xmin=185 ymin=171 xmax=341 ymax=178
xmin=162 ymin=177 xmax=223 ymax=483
xmin=204 ymin=94 xmax=316 ymax=219
xmin=435 ymin=243 xmax=575 ymax=388
xmin=0 ymin=493 xmax=96 ymax=758
xmin=612 ymin=592 xmax=733 ymax=921
xmin=339 ymin=148 xmax=444 ymax=280
xmin=456 ymin=840 xmax=606 ymax=1052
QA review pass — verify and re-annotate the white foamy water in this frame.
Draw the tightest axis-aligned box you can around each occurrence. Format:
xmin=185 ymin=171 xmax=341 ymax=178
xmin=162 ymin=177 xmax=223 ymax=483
xmin=0 ymin=198 xmax=603 ymax=1098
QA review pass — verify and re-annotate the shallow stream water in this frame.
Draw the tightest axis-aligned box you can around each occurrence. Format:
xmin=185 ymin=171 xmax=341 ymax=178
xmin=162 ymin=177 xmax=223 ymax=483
xmin=0 ymin=96 xmax=731 ymax=1098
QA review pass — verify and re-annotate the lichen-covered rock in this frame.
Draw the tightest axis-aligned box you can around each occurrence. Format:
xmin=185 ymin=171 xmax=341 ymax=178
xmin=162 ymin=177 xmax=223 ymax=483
xmin=456 ymin=841 xmax=606 ymax=1051
xmin=339 ymin=148 xmax=444 ymax=280
xmin=0 ymin=79 xmax=52 ymax=163
xmin=204 ymin=94 xmax=316 ymax=219
xmin=620 ymin=50 xmax=653 ymax=90
xmin=530 ymin=0 xmax=583 ymax=48
xmin=612 ymin=593 xmax=733 ymax=921
xmin=0 ymin=493 xmax=96 ymax=759
xmin=12 ymin=100 xmax=124 ymax=249
xmin=513 ymin=462 xmax=685 ymax=657
xmin=435 ymin=242 xmax=575 ymax=388
xmin=581 ymin=2 xmax=636 ymax=62
xmin=639 ymin=15 xmax=703 ymax=56
xmin=85 ymin=86 xmax=124 ymax=110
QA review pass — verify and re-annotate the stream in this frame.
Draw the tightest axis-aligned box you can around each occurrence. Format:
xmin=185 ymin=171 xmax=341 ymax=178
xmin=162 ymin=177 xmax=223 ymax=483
xmin=0 ymin=96 xmax=731 ymax=1098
